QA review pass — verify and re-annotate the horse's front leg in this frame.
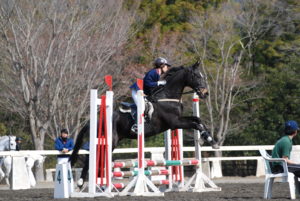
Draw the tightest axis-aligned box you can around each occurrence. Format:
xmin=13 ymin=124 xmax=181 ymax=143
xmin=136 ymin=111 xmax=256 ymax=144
xmin=0 ymin=166 xmax=4 ymax=182
xmin=169 ymin=116 xmax=219 ymax=149
xmin=3 ymin=156 xmax=11 ymax=185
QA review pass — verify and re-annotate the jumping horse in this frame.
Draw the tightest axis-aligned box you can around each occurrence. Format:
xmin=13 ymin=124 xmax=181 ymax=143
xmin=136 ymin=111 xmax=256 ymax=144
xmin=70 ymin=61 xmax=218 ymax=186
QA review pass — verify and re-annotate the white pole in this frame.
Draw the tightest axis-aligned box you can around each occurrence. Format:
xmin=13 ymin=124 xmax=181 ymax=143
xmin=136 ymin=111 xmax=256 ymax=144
xmin=193 ymin=93 xmax=202 ymax=170
xmin=105 ymin=90 xmax=114 ymax=193
xmin=164 ymin=130 xmax=172 ymax=191
xmin=88 ymin=90 xmax=99 ymax=194
xmin=177 ymin=129 xmax=184 ymax=188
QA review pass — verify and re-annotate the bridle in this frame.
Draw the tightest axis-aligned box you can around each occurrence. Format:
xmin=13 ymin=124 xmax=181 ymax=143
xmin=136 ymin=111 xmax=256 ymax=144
xmin=8 ymin=136 xmax=15 ymax=151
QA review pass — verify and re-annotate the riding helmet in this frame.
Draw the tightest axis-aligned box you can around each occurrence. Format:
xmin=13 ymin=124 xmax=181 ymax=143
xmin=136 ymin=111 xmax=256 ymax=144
xmin=154 ymin=57 xmax=171 ymax=68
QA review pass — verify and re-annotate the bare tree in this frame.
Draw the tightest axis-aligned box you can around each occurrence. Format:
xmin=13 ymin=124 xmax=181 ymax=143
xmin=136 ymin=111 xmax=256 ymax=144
xmin=235 ymin=0 xmax=285 ymax=74
xmin=0 ymin=0 xmax=137 ymax=179
xmin=185 ymin=2 xmax=255 ymax=150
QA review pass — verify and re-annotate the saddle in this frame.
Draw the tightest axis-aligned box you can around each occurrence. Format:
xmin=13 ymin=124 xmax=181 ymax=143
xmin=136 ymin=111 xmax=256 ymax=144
xmin=119 ymin=99 xmax=154 ymax=122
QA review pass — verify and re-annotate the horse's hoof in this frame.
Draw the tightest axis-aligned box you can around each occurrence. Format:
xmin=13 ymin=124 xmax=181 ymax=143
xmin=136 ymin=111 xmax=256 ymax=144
xmin=212 ymin=143 xmax=220 ymax=149
xmin=77 ymin=178 xmax=84 ymax=187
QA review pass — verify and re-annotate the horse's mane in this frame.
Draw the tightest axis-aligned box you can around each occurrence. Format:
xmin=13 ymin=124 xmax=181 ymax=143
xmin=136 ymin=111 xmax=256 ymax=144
xmin=162 ymin=66 xmax=185 ymax=81
xmin=148 ymin=66 xmax=186 ymax=99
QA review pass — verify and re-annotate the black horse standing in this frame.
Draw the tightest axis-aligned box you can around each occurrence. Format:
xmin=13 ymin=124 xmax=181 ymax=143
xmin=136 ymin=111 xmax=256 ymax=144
xmin=70 ymin=62 xmax=218 ymax=186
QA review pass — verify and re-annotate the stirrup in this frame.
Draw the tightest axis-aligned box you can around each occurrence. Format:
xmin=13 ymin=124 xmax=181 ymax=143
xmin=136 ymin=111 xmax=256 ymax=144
xmin=131 ymin=124 xmax=137 ymax=134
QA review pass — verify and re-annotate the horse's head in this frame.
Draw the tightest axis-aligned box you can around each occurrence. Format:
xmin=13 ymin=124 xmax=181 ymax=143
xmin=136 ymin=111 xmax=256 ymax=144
xmin=0 ymin=136 xmax=17 ymax=151
xmin=186 ymin=61 xmax=209 ymax=99
xmin=9 ymin=136 xmax=17 ymax=150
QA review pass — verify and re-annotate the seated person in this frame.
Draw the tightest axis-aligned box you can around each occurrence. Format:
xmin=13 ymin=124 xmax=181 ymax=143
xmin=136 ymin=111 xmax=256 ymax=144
xmin=271 ymin=120 xmax=300 ymax=177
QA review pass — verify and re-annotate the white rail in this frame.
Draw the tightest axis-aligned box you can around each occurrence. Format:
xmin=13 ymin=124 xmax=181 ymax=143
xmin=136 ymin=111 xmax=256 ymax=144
xmin=2 ymin=145 xmax=300 ymax=180
xmin=0 ymin=150 xmax=89 ymax=156
xmin=112 ymin=145 xmax=275 ymax=154
xmin=0 ymin=145 xmax=275 ymax=156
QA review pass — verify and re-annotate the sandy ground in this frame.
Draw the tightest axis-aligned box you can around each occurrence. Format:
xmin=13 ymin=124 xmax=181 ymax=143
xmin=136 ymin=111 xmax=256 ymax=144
xmin=0 ymin=177 xmax=295 ymax=201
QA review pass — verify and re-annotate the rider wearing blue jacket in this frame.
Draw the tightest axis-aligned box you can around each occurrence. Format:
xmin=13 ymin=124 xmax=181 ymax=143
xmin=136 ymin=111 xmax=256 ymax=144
xmin=54 ymin=128 xmax=74 ymax=164
xmin=129 ymin=57 xmax=171 ymax=133
xmin=130 ymin=57 xmax=171 ymax=103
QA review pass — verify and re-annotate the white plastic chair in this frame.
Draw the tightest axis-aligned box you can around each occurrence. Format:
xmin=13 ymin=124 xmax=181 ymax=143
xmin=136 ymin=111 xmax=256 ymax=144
xmin=259 ymin=148 xmax=299 ymax=199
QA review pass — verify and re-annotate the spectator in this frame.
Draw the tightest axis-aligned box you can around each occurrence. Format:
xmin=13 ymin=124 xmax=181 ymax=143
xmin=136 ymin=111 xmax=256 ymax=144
xmin=54 ymin=129 xmax=74 ymax=164
xmin=271 ymin=120 xmax=300 ymax=176
xmin=15 ymin=137 xmax=22 ymax=151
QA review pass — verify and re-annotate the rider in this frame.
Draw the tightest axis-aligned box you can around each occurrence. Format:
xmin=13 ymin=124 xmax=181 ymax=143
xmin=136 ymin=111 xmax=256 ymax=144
xmin=130 ymin=57 xmax=171 ymax=133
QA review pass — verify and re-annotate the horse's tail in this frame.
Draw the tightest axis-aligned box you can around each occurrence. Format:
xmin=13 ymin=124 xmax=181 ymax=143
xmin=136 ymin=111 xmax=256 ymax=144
xmin=69 ymin=123 xmax=89 ymax=166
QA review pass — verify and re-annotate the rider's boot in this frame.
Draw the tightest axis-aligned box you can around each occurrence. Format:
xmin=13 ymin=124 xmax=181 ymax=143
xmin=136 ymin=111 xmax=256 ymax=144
xmin=200 ymin=131 xmax=219 ymax=149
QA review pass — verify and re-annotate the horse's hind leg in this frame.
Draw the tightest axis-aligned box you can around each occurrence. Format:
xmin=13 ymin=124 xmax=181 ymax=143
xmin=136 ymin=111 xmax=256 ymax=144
xmin=77 ymin=155 xmax=89 ymax=188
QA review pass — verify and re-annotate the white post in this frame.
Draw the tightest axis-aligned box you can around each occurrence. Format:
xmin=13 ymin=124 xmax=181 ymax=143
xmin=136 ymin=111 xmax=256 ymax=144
xmin=177 ymin=129 xmax=184 ymax=189
xmin=11 ymin=156 xmax=30 ymax=190
xmin=105 ymin=90 xmax=114 ymax=192
xmin=88 ymin=90 xmax=98 ymax=195
xmin=54 ymin=163 xmax=70 ymax=198
xmin=164 ymin=130 xmax=172 ymax=191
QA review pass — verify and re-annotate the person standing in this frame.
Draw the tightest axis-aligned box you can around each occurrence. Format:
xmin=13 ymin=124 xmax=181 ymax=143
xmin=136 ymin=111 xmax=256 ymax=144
xmin=271 ymin=120 xmax=300 ymax=176
xmin=15 ymin=137 xmax=22 ymax=151
xmin=54 ymin=129 xmax=74 ymax=164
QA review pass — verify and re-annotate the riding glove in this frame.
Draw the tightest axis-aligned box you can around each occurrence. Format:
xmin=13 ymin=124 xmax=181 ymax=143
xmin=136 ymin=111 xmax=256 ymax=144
xmin=157 ymin=80 xmax=167 ymax=86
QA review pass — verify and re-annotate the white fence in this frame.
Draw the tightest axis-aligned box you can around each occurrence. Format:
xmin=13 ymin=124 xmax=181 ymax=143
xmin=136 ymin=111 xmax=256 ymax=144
xmin=2 ymin=145 xmax=300 ymax=181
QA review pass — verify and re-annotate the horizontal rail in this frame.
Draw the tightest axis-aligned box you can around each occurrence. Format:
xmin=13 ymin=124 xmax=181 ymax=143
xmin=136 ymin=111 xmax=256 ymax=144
xmin=203 ymin=156 xmax=261 ymax=161
xmin=0 ymin=150 xmax=89 ymax=156
xmin=112 ymin=145 xmax=276 ymax=154
xmin=0 ymin=145 xmax=293 ymax=157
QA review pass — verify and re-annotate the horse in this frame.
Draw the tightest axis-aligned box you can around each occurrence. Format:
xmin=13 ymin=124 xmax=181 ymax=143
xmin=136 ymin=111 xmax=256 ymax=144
xmin=70 ymin=61 xmax=218 ymax=186
xmin=25 ymin=154 xmax=46 ymax=187
xmin=0 ymin=135 xmax=16 ymax=184
xmin=0 ymin=136 xmax=45 ymax=186
xmin=0 ymin=153 xmax=45 ymax=186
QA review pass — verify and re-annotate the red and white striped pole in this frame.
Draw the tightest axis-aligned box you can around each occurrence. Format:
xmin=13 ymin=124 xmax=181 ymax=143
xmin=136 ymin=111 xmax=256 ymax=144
xmin=181 ymin=93 xmax=221 ymax=192
xmin=87 ymin=76 xmax=114 ymax=197
xmin=120 ymin=79 xmax=163 ymax=196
